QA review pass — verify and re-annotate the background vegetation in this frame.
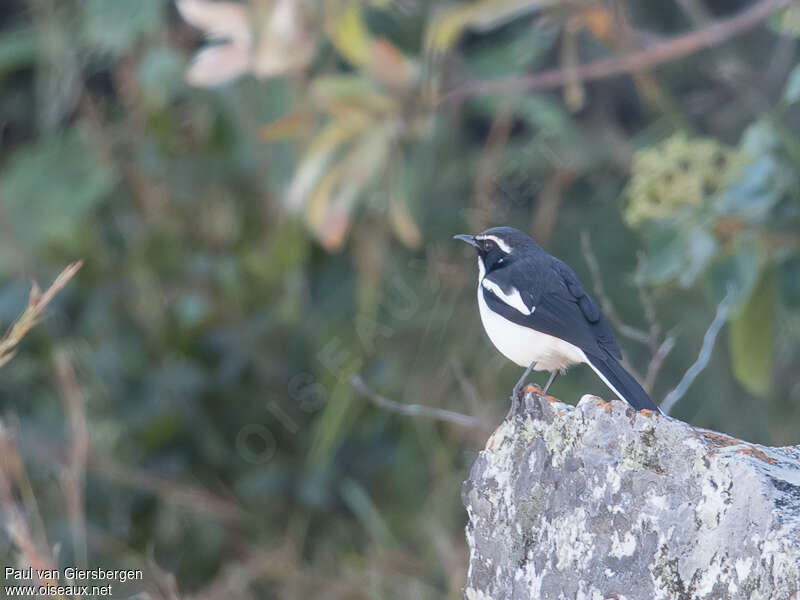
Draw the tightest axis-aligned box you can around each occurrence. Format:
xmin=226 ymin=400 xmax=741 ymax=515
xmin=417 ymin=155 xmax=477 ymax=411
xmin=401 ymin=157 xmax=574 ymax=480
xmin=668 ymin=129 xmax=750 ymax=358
xmin=1 ymin=0 xmax=799 ymax=597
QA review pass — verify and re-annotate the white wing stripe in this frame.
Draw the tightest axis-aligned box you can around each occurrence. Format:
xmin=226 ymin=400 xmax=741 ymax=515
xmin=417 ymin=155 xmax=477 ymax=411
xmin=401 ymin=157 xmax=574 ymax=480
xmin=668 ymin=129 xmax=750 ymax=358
xmin=481 ymin=278 xmax=533 ymax=316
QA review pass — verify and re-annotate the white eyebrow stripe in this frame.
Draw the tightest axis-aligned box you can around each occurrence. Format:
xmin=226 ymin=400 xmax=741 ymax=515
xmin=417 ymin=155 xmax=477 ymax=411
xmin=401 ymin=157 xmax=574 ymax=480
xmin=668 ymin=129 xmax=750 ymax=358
xmin=475 ymin=234 xmax=512 ymax=253
xmin=481 ymin=278 xmax=534 ymax=316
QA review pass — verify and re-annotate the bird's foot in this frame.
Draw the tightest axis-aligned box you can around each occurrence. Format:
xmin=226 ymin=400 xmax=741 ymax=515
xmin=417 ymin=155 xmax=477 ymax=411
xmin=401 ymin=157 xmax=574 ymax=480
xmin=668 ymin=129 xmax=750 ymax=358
xmin=507 ymin=387 xmax=522 ymax=420
xmin=508 ymin=361 xmax=537 ymax=419
xmin=508 ymin=382 xmax=538 ymax=419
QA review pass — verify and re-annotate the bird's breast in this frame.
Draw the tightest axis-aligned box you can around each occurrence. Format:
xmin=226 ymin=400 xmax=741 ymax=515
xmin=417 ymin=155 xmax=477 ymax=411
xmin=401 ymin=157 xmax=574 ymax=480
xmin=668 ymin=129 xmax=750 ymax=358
xmin=477 ymin=284 xmax=586 ymax=371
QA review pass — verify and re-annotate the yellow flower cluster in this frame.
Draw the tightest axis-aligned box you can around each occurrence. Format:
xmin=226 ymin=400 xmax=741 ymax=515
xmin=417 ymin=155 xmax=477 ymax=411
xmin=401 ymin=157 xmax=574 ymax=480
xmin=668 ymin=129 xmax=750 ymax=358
xmin=624 ymin=133 xmax=742 ymax=226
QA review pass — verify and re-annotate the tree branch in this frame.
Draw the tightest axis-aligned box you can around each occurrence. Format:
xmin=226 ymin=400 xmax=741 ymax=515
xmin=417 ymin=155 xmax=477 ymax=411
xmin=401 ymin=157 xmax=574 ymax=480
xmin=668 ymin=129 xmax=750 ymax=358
xmin=441 ymin=0 xmax=788 ymax=104
xmin=660 ymin=287 xmax=736 ymax=415
xmin=352 ymin=375 xmax=491 ymax=431
xmin=643 ymin=331 xmax=677 ymax=395
xmin=580 ymin=231 xmax=651 ymax=345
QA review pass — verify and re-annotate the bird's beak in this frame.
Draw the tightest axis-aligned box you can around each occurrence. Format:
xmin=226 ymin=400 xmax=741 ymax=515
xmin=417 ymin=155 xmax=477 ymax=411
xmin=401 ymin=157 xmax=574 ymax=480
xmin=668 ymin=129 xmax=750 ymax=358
xmin=453 ymin=234 xmax=479 ymax=248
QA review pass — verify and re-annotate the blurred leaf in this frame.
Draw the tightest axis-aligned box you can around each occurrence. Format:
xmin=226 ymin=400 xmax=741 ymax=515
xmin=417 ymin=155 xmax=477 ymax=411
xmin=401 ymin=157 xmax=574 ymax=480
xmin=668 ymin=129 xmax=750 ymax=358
xmin=310 ymin=75 xmax=395 ymax=116
xmin=285 ymin=118 xmax=364 ymax=212
xmin=82 ymin=0 xmax=164 ymax=56
xmin=367 ymin=38 xmax=418 ymax=87
xmin=781 ymin=256 xmax=800 ymax=308
xmin=640 ymin=225 xmax=687 ymax=285
xmin=389 ymin=163 xmax=422 ymax=250
xmin=176 ymin=0 xmax=250 ymax=45
xmin=0 ymin=26 xmax=37 ymax=73
xmin=330 ymin=5 xmax=372 ymax=68
xmin=259 ymin=111 xmax=316 ymax=141
xmin=328 ymin=5 xmax=416 ymax=87
xmin=771 ymin=5 xmax=800 ymax=37
xmin=463 ymin=20 xmax=557 ymax=78
xmin=708 ymin=232 xmax=764 ymax=308
xmin=309 ymin=374 xmax=360 ymax=465
xmin=715 ymin=156 xmax=791 ymax=223
xmin=581 ymin=6 xmax=613 ymax=41
xmin=307 ymin=160 xmax=357 ymax=251
xmin=426 ymin=0 xmax=556 ymax=53
xmin=514 ymin=96 xmax=571 ymax=136
xmin=470 ymin=95 xmax=570 ymax=136
xmin=139 ymin=48 xmax=185 ymax=110
xmin=740 ymin=121 xmax=779 ymax=155
xmin=243 ymin=220 xmax=309 ymax=287
xmin=340 ymin=478 xmax=397 ymax=547
xmin=0 ymin=126 xmax=114 ymax=249
xmin=783 ymin=63 xmax=800 ymax=104
xmin=251 ymin=0 xmax=315 ymax=79
xmin=306 ymin=123 xmax=392 ymax=250
xmin=679 ymin=225 xmax=718 ymax=288
xmin=729 ymin=270 xmax=775 ymax=397
xmin=185 ymin=43 xmax=250 ymax=87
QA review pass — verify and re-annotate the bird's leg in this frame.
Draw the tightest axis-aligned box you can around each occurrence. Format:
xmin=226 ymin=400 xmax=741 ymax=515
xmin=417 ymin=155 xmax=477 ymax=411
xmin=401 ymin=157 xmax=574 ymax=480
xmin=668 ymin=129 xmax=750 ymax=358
xmin=542 ymin=370 xmax=559 ymax=396
xmin=510 ymin=361 xmax=537 ymax=416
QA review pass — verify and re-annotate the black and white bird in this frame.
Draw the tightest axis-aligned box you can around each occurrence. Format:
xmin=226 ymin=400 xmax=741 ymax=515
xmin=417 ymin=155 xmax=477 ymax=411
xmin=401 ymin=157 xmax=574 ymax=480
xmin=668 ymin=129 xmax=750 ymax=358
xmin=455 ymin=226 xmax=659 ymax=414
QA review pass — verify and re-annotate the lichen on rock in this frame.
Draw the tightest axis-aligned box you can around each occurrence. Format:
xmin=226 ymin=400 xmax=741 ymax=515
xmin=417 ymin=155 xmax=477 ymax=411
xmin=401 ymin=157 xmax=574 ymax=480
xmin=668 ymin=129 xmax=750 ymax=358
xmin=462 ymin=391 xmax=800 ymax=600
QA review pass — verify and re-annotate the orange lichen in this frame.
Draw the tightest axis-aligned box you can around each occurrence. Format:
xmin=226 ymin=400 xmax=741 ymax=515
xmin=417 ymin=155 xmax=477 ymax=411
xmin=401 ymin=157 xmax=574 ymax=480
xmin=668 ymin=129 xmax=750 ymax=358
xmin=699 ymin=431 xmax=740 ymax=449
xmin=595 ymin=399 xmax=611 ymax=412
xmin=735 ymin=446 xmax=777 ymax=464
xmin=696 ymin=430 xmax=777 ymax=464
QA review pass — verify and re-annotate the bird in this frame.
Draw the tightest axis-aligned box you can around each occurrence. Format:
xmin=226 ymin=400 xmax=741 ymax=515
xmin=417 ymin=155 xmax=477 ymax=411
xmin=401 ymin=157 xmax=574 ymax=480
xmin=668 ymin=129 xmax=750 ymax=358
xmin=454 ymin=226 xmax=659 ymax=415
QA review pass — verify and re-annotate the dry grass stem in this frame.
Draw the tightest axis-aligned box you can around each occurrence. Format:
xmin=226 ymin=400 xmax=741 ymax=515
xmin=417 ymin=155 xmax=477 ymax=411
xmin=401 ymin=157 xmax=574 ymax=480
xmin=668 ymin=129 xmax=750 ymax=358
xmin=0 ymin=261 xmax=83 ymax=368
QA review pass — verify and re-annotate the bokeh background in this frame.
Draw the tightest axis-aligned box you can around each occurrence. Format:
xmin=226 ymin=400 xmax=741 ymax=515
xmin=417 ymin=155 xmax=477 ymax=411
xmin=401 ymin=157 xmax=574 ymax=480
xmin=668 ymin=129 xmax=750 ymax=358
xmin=1 ymin=0 xmax=800 ymax=597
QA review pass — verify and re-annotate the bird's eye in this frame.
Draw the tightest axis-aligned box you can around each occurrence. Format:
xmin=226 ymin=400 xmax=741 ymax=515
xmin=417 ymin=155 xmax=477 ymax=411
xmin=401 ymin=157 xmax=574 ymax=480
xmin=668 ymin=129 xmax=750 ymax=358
xmin=483 ymin=240 xmax=496 ymax=251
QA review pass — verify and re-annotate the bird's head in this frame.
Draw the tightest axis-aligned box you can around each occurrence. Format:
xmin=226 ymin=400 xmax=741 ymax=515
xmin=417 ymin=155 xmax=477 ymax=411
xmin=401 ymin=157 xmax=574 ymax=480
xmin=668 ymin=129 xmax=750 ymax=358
xmin=453 ymin=226 xmax=538 ymax=274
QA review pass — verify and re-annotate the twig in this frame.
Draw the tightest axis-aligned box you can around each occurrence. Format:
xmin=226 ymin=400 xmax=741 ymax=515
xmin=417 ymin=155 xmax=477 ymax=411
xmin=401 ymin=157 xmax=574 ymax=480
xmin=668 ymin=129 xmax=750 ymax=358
xmin=660 ymin=287 xmax=736 ymax=415
xmin=635 ymin=251 xmax=661 ymax=350
xmin=21 ymin=436 xmax=246 ymax=523
xmin=580 ymin=231 xmax=650 ymax=345
xmin=581 ymin=232 xmax=678 ymax=394
xmin=448 ymin=358 xmax=484 ymax=418
xmin=352 ymin=375 xmax=491 ymax=431
xmin=0 ymin=261 xmax=83 ymax=368
xmin=54 ymin=348 xmax=89 ymax=569
xmin=190 ymin=542 xmax=297 ymax=600
xmin=643 ymin=330 xmax=678 ymax=395
xmin=672 ymin=0 xmax=768 ymax=117
xmin=0 ymin=424 xmax=59 ymax=587
xmin=441 ymin=0 xmax=788 ymax=104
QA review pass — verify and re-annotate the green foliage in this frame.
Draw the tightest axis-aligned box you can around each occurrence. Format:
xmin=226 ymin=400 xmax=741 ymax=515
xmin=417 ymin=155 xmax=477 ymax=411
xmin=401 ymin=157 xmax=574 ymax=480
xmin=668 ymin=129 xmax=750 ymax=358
xmin=0 ymin=126 xmax=114 ymax=253
xmin=625 ymin=111 xmax=800 ymax=398
xmin=730 ymin=270 xmax=775 ymax=397
xmin=0 ymin=0 xmax=799 ymax=597
xmin=81 ymin=0 xmax=164 ymax=56
xmin=0 ymin=25 xmax=36 ymax=73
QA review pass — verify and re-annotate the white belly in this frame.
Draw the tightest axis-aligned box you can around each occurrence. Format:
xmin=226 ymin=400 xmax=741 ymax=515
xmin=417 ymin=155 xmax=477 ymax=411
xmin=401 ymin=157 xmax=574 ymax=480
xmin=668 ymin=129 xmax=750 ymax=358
xmin=478 ymin=285 xmax=587 ymax=371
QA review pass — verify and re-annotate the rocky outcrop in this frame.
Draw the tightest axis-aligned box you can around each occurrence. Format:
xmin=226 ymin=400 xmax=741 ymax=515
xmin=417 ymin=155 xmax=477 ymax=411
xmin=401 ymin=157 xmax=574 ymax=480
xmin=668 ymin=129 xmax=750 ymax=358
xmin=462 ymin=390 xmax=800 ymax=600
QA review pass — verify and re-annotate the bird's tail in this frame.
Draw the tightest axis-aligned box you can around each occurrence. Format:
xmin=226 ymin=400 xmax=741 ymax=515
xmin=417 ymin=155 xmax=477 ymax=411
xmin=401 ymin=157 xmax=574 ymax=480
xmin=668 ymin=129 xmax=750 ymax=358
xmin=584 ymin=352 xmax=660 ymax=412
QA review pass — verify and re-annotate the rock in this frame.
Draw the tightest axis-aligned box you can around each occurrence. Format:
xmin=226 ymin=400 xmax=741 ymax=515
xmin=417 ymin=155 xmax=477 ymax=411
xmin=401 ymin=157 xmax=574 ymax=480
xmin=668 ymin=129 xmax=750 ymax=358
xmin=462 ymin=390 xmax=800 ymax=600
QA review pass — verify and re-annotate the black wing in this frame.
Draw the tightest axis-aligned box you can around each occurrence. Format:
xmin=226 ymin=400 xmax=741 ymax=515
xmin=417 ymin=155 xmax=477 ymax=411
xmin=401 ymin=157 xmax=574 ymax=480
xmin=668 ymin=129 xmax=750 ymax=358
xmin=483 ymin=255 xmax=622 ymax=359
